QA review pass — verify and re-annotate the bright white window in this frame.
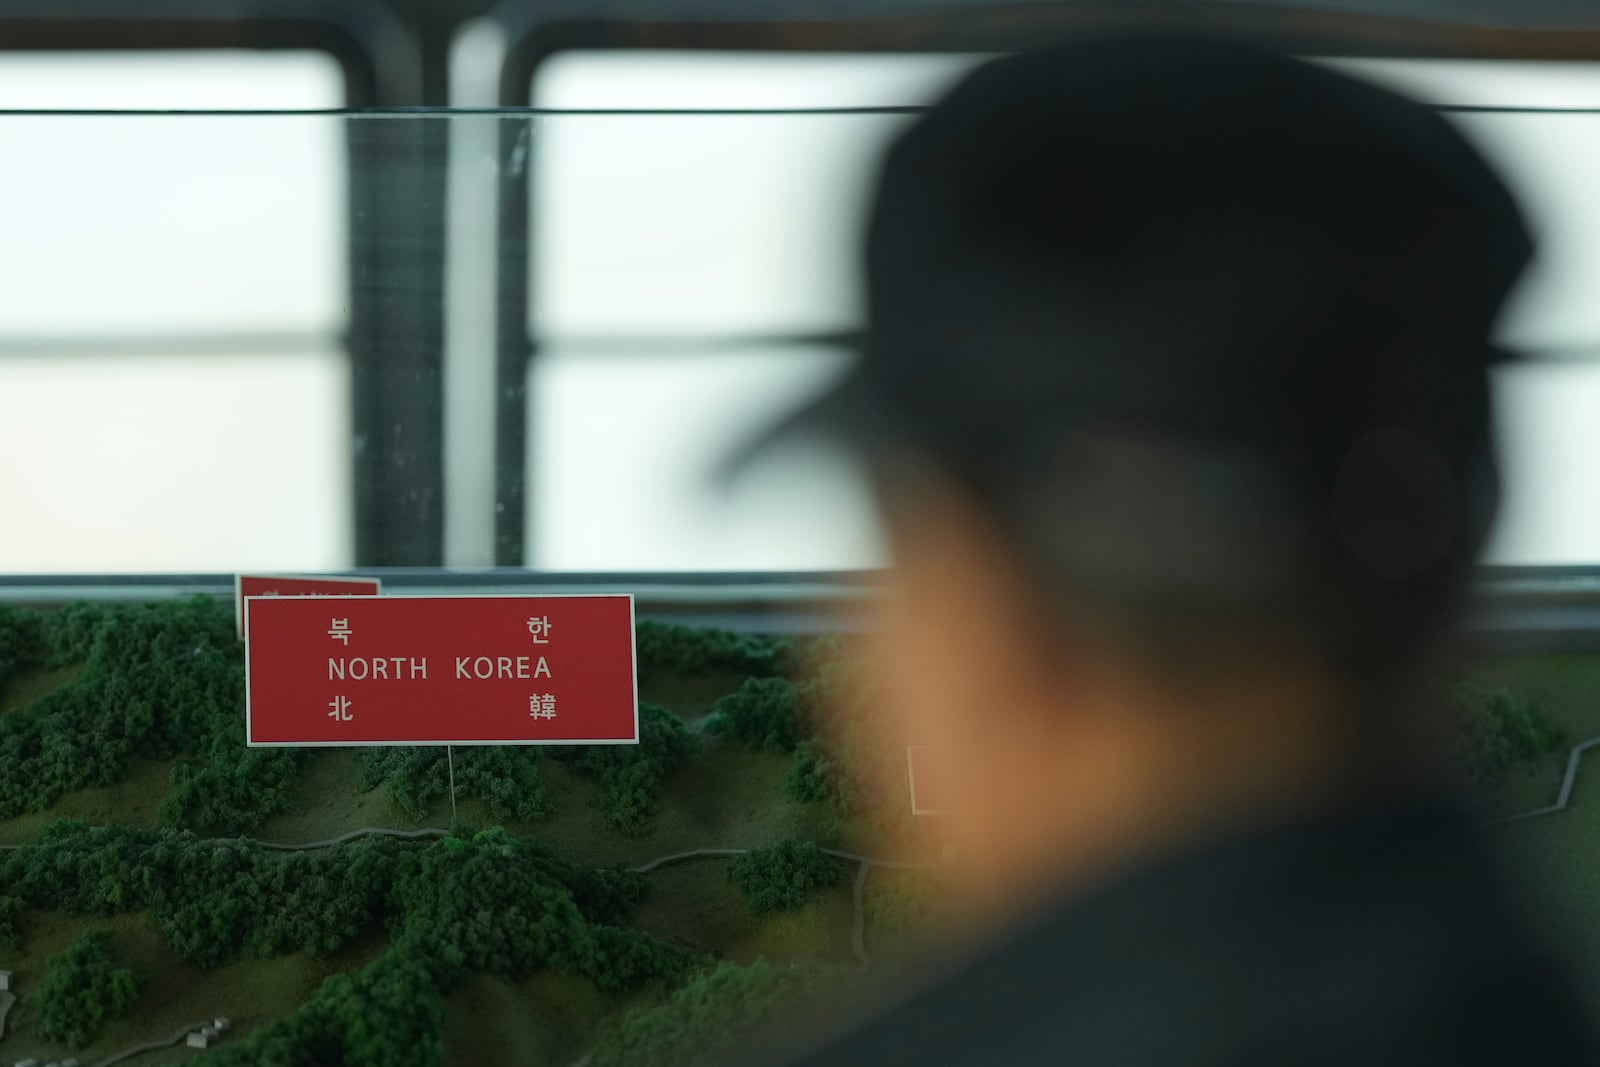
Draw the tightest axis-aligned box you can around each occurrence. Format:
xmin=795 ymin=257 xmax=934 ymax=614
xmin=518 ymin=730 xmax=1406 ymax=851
xmin=1340 ymin=61 xmax=1600 ymax=565
xmin=525 ymin=52 xmax=1600 ymax=570
xmin=525 ymin=54 xmax=981 ymax=571
xmin=0 ymin=52 xmax=348 ymax=573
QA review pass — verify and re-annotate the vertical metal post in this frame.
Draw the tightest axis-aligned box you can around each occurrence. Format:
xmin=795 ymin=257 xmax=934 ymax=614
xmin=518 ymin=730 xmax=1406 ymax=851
xmin=347 ymin=115 xmax=449 ymax=566
xmin=494 ymin=114 xmax=534 ymax=566
xmin=446 ymin=744 xmax=457 ymax=823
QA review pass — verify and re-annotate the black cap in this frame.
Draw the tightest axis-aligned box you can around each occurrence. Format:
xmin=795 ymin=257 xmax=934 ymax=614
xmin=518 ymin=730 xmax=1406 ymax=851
xmin=740 ymin=33 xmax=1533 ymax=664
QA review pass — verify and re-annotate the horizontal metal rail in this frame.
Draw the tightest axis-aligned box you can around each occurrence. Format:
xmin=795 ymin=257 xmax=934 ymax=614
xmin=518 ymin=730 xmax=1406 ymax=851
xmin=6 ymin=569 xmax=1600 ymax=648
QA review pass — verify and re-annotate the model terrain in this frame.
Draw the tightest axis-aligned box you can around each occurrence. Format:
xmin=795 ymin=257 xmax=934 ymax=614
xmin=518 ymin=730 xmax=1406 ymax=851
xmin=0 ymin=597 xmax=1591 ymax=1065
xmin=0 ymin=599 xmax=948 ymax=1067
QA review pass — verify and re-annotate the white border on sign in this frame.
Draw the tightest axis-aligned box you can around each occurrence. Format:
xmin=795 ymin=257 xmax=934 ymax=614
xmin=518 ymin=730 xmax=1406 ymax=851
xmin=235 ymin=573 xmax=384 ymax=639
xmin=244 ymin=592 xmax=641 ymax=748
xmin=906 ymin=744 xmax=953 ymax=816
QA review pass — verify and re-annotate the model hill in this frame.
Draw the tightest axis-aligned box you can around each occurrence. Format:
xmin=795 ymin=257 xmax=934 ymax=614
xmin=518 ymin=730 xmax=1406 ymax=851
xmin=0 ymin=598 xmax=945 ymax=1066
xmin=0 ymin=597 xmax=1592 ymax=1065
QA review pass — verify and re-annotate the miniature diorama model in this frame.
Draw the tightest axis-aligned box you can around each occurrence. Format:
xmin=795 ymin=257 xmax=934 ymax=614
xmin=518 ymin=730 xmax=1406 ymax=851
xmin=0 ymin=595 xmax=1589 ymax=1065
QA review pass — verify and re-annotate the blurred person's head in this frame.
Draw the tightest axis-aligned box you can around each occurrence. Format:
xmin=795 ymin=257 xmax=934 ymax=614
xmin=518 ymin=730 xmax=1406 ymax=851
xmin=754 ymin=34 xmax=1533 ymax=918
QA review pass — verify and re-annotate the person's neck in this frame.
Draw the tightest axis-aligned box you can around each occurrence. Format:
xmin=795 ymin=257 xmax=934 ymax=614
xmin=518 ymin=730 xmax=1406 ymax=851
xmin=950 ymin=665 xmax=1396 ymax=928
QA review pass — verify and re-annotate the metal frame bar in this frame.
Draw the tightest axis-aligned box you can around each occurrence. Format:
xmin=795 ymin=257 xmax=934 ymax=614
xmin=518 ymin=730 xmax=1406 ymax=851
xmin=3 ymin=568 xmax=1597 ymax=651
xmin=347 ymin=113 xmax=450 ymax=566
xmin=0 ymin=2 xmax=420 ymax=108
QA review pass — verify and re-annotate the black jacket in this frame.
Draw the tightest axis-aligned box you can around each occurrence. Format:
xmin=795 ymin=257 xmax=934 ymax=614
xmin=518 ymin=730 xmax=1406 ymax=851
xmin=784 ymin=800 xmax=1600 ymax=1065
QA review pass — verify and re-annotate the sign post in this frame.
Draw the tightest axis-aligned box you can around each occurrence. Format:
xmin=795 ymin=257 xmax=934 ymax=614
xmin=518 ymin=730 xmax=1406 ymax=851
xmin=906 ymin=745 xmax=954 ymax=816
xmin=907 ymin=745 xmax=959 ymax=862
xmin=446 ymin=745 xmax=457 ymax=821
xmin=244 ymin=594 xmax=638 ymax=747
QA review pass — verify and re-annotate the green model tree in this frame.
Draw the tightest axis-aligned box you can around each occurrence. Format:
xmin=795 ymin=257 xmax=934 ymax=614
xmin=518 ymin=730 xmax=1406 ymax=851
xmin=0 ymin=598 xmax=243 ymax=821
xmin=0 ymin=602 xmax=45 ymax=694
xmin=1452 ymin=683 xmax=1565 ymax=787
xmin=0 ymin=893 xmax=21 ymax=951
xmin=556 ymin=702 xmax=699 ymax=833
xmin=634 ymin=620 xmax=789 ymax=677
xmin=706 ymin=677 xmax=810 ymax=752
xmin=36 ymin=927 xmax=139 ymax=1048
xmin=358 ymin=745 xmax=552 ymax=823
xmin=728 ymin=838 xmax=841 ymax=914
xmin=164 ymin=733 xmax=307 ymax=835
xmin=783 ymin=740 xmax=849 ymax=844
xmin=207 ymin=946 xmax=444 ymax=1067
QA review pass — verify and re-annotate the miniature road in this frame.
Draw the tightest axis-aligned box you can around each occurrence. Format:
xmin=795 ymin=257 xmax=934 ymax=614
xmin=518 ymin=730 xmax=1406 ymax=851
xmin=256 ymin=826 xmax=449 ymax=850
xmin=626 ymin=845 xmax=941 ymax=968
xmin=1490 ymin=733 xmax=1600 ymax=825
xmin=849 ymin=860 xmax=873 ymax=966
xmin=90 ymin=1019 xmax=215 ymax=1067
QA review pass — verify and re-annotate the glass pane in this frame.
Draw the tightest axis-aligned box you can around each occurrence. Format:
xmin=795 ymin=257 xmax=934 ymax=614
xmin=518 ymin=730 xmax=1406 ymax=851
xmin=0 ymin=113 xmax=345 ymax=336
xmin=1449 ymin=111 xmax=1600 ymax=354
xmin=1487 ymin=360 xmax=1600 ymax=565
xmin=531 ymin=111 xmax=905 ymax=338
xmin=534 ymin=49 xmax=983 ymax=109
xmin=4 ymin=86 xmax=1600 ymax=576
xmin=529 ymin=53 xmax=980 ymax=339
xmin=520 ymin=61 xmax=1600 ymax=568
xmin=0 ymin=108 xmax=350 ymax=574
xmin=0 ymin=350 xmax=350 ymax=571
xmin=1329 ymin=60 xmax=1600 ymax=564
xmin=528 ymin=344 xmax=884 ymax=571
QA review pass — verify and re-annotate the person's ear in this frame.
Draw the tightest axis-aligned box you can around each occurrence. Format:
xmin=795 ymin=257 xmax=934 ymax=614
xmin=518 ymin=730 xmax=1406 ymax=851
xmin=875 ymin=474 xmax=1077 ymax=754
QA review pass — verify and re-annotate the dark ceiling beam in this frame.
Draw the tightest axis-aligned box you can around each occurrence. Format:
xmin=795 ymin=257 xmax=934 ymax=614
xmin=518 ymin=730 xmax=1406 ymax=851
xmin=489 ymin=1 xmax=1600 ymax=82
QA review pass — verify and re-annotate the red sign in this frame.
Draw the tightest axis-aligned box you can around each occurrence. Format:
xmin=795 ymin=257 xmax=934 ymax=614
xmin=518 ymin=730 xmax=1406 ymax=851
xmin=235 ymin=574 xmax=383 ymax=639
xmin=245 ymin=594 xmax=637 ymax=747
xmin=907 ymin=745 xmax=954 ymax=815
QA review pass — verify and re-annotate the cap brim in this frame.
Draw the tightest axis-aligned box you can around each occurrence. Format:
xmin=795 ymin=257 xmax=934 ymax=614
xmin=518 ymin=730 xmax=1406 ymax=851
xmin=713 ymin=365 xmax=883 ymax=491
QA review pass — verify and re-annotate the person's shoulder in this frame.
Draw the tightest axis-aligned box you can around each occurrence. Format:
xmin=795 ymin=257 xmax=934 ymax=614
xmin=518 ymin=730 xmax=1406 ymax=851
xmin=777 ymin=800 xmax=1600 ymax=1066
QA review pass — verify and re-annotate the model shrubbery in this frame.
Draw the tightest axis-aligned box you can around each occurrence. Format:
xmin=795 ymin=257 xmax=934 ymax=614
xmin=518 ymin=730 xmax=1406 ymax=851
xmin=0 ymin=602 xmax=45 ymax=694
xmin=553 ymin=702 xmax=699 ymax=833
xmin=0 ymin=893 xmax=21 ymax=950
xmin=200 ymin=828 xmax=695 ymax=1067
xmin=783 ymin=739 xmax=840 ymax=806
xmin=862 ymin=871 xmax=937 ymax=937
xmin=207 ymin=946 xmax=444 ymax=1067
xmin=1 ymin=821 xmax=679 ymax=972
xmin=358 ymin=745 xmax=552 ymax=822
xmin=164 ymin=733 xmax=308 ymax=835
xmin=591 ymin=958 xmax=848 ymax=1067
xmin=635 ymin=619 xmax=789 ymax=678
xmin=6 ymin=821 xmax=698 ymax=1065
xmin=0 ymin=602 xmax=767 ymax=835
xmin=36 ymin=927 xmax=139 ymax=1049
xmin=783 ymin=740 xmax=849 ymax=843
xmin=1453 ymin=683 xmax=1565 ymax=787
xmin=777 ymin=649 xmax=888 ymax=844
xmin=728 ymin=837 xmax=841 ymax=914
xmin=0 ymin=598 xmax=243 ymax=820
xmin=706 ymin=677 xmax=810 ymax=753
